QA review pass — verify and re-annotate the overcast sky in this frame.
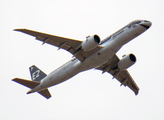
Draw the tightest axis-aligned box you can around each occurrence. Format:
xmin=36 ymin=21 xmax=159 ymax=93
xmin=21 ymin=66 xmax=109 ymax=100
xmin=1 ymin=0 xmax=164 ymax=120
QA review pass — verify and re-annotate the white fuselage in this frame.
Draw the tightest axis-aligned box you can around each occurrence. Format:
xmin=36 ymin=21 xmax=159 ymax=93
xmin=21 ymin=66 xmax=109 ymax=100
xmin=31 ymin=20 xmax=151 ymax=93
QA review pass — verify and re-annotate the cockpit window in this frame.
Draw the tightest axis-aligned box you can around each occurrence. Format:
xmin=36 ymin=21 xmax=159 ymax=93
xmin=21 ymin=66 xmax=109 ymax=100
xmin=128 ymin=20 xmax=141 ymax=27
xmin=132 ymin=20 xmax=141 ymax=24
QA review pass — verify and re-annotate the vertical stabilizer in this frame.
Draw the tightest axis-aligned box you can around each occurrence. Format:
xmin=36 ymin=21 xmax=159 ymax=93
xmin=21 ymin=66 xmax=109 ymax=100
xmin=29 ymin=65 xmax=47 ymax=82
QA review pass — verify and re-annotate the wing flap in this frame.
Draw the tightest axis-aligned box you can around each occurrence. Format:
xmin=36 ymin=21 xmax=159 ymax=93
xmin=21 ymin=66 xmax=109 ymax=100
xmin=114 ymin=70 xmax=139 ymax=95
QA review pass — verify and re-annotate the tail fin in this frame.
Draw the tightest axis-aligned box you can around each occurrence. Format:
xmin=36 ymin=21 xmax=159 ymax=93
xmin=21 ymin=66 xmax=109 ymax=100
xmin=29 ymin=65 xmax=47 ymax=82
xmin=12 ymin=65 xmax=51 ymax=99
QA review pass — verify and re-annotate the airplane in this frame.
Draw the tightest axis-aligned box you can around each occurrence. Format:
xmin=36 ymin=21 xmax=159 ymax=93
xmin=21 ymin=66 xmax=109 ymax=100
xmin=12 ymin=20 xmax=152 ymax=99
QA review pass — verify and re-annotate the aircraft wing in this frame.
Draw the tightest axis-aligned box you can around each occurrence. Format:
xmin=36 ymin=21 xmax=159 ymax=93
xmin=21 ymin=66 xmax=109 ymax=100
xmin=96 ymin=54 xmax=139 ymax=95
xmin=14 ymin=29 xmax=102 ymax=62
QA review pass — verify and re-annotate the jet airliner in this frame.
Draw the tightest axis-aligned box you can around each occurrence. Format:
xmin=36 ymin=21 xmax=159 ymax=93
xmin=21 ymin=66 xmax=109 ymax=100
xmin=12 ymin=20 xmax=152 ymax=99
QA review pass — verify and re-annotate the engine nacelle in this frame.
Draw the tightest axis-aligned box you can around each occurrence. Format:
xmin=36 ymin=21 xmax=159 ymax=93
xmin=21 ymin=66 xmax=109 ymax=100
xmin=117 ymin=53 xmax=136 ymax=70
xmin=81 ymin=35 xmax=100 ymax=51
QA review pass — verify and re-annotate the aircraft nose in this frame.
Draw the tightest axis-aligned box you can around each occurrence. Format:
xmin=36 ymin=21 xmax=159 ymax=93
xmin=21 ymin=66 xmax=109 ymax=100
xmin=140 ymin=20 xmax=152 ymax=29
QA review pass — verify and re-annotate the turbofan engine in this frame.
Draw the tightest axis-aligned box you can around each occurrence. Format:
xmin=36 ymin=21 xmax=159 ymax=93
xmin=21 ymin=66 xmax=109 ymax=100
xmin=117 ymin=53 xmax=136 ymax=70
xmin=81 ymin=35 xmax=100 ymax=51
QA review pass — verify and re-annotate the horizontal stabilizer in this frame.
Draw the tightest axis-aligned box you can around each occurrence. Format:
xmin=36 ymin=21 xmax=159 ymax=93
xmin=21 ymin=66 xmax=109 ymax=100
xmin=12 ymin=78 xmax=40 ymax=89
xmin=38 ymin=89 xmax=51 ymax=99
xmin=12 ymin=78 xmax=51 ymax=99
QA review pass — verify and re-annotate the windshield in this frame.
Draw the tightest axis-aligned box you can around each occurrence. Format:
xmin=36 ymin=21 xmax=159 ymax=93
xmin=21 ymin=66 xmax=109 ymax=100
xmin=128 ymin=20 xmax=141 ymax=27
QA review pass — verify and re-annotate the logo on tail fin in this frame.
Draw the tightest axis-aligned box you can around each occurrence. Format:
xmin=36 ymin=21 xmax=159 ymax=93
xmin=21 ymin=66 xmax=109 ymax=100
xmin=29 ymin=65 xmax=47 ymax=82
xmin=32 ymin=69 xmax=40 ymax=81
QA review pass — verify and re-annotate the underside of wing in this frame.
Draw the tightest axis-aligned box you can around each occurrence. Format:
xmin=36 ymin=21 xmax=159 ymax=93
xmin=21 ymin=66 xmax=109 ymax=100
xmin=14 ymin=29 xmax=102 ymax=62
xmin=96 ymin=55 xmax=139 ymax=95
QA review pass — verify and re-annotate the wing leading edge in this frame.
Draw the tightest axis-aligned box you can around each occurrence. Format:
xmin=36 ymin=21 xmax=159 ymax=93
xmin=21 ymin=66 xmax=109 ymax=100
xmin=14 ymin=29 xmax=102 ymax=62
xmin=96 ymin=55 xmax=139 ymax=95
